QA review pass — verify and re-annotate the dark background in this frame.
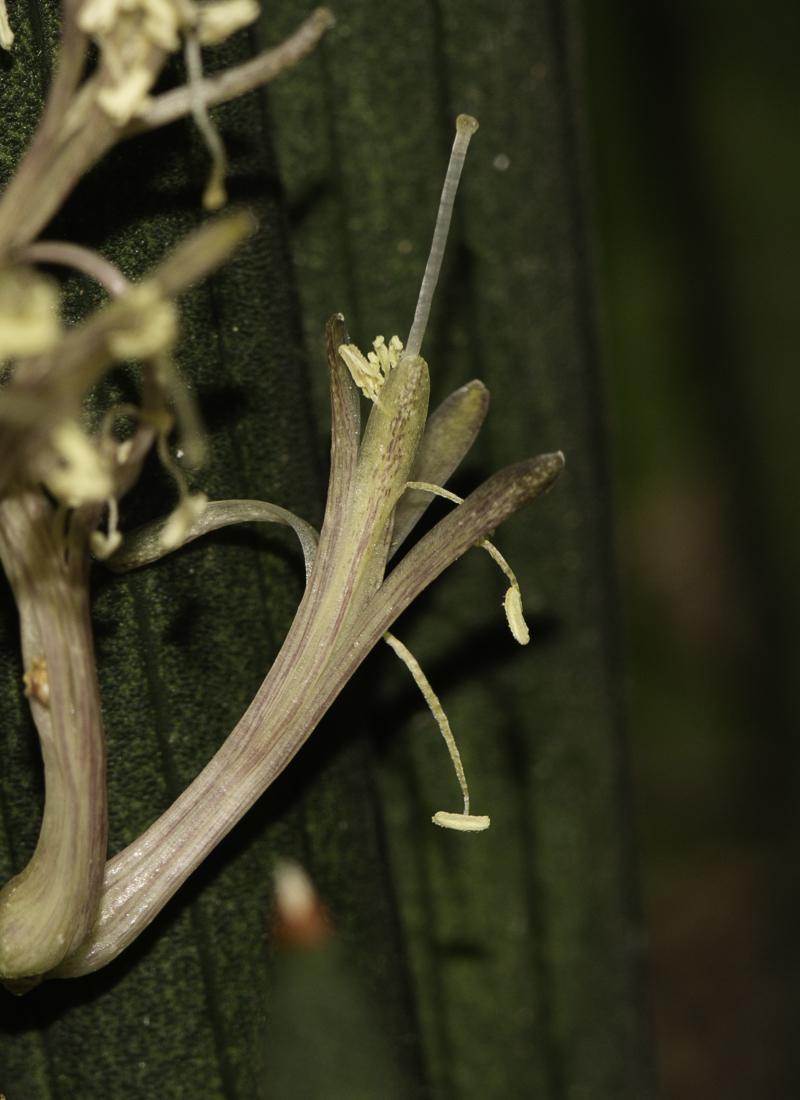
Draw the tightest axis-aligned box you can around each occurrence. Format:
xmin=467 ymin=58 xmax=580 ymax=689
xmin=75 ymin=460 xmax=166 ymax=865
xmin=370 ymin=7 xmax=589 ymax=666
xmin=582 ymin=0 xmax=800 ymax=1094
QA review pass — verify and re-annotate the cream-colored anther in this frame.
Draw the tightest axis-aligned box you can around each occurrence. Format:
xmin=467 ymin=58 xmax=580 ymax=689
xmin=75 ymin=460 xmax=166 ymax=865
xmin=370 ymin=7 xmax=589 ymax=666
xmin=476 ymin=537 xmax=530 ymax=645
xmin=504 ymin=586 xmax=529 ymax=646
xmin=97 ymin=69 xmax=155 ymax=125
xmin=160 ymin=492 xmax=208 ymax=550
xmin=91 ymin=498 xmax=123 ymax=559
xmin=196 ymin=0 xmax=259 ymax=45
xmin=338 ymin=343 xmax=382 ymax=401
xmin=108 ymin=285 xmax=178 ymax=360
xmin=432 ymin=811 xmax=490 ymax=832
xmin=338 ymin=333 xmax=403 ymax=403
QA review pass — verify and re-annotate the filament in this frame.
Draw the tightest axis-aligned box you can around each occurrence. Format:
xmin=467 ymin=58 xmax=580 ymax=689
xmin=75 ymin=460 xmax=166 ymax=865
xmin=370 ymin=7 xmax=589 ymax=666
xmin=185 ymin=35 xmax=228 ymax=210
xmin=383 ymin=630 xmax=471 ymax=815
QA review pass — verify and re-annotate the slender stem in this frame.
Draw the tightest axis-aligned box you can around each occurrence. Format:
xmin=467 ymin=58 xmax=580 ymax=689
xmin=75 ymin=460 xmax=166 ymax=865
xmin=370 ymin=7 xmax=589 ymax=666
xmin=0 ymin=0 xmax=95 ymax=257
xmin=0 ymin=101 xmax=118 ymax=257
xmin=128 ymin=9 xmax=336 ymax=135
xmin=17 ymin=241 xmax=132 ymax=298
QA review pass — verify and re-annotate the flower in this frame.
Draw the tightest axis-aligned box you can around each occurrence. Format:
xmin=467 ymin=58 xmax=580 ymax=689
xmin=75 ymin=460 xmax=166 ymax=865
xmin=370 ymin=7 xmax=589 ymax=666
xmin=52 ymin=311 xmax=563 ymax=978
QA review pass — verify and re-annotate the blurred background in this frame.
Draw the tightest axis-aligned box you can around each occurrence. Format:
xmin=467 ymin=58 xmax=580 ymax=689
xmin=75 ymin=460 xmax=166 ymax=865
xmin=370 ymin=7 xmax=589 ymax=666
xmin=581 ymin=0 xmax=800 ymax=1095
xmin=2 ymin=0 xmax=799 ymax=1096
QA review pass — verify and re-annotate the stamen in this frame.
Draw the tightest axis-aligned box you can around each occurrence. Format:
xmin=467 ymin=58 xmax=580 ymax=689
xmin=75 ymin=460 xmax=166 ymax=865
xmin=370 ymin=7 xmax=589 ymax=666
xmin=405 ymin=480 xmax=530 ymax=644
xmin=91 ymin=497 xmax=123 ymax=559
xmin=475 ymin=538 xmax=529 ymax=645
xmin=156 ymin=430 xmax=208 ymax=549
xmin=403 ymin=114 xmax=479 ymax=360
xmin=383 ymin=630 xmax=490 ymax=832
xmin=184 ymin=35 xmax=228 ymax=210
xmin=338 ymin=333 xmax=404 ymax=403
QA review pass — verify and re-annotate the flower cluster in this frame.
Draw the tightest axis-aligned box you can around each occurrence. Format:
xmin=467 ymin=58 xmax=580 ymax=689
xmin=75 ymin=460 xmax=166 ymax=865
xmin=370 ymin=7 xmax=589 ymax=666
xmin=0 ymin=4 xmax=563 ymax=996
xmin=78 ymin=0 xmax=259 ymax=124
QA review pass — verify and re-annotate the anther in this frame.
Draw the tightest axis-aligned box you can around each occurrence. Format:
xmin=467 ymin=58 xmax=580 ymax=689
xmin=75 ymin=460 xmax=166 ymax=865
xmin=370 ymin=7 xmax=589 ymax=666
xmin=155 ymin=428 xmax=208 ymax=549
xmin=91 ymin=496 xmax=123 ymax=559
